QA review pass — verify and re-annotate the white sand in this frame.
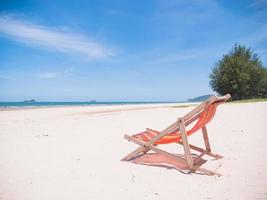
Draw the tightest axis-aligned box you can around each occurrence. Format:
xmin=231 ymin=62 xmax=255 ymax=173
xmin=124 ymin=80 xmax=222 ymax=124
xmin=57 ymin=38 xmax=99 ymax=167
xmin=0 ymin=102 xmax=267 ymax=200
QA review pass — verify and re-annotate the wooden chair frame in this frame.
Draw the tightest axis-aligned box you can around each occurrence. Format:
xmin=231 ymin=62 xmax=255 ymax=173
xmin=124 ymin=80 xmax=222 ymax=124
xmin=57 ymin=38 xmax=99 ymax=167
xmin=122 ymin=94 xmax=230 ymax=176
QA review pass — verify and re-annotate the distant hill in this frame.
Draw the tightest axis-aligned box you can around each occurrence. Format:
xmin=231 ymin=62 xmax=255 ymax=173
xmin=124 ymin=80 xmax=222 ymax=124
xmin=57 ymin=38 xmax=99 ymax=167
xmin=188 ymin=94 xmax=213 ymax=102
xmin=23 ymin=99 xmax=36 ymax=103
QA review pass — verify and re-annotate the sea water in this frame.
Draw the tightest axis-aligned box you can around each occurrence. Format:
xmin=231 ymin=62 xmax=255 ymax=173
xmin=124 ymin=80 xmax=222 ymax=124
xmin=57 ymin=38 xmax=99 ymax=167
xmin=0 ymin=101 xmax=174 ymax=108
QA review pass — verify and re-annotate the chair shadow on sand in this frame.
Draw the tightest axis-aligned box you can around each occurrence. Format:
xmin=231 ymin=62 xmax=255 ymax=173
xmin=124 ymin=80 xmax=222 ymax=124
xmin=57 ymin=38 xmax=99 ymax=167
xmin=129 ymin=152 xmax=219 ymax=175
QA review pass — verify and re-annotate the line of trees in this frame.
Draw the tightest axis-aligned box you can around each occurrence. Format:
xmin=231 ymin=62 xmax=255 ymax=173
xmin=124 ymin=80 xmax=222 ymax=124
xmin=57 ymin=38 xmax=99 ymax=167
xmin=209 ymin=44 xmax=267 ymax=100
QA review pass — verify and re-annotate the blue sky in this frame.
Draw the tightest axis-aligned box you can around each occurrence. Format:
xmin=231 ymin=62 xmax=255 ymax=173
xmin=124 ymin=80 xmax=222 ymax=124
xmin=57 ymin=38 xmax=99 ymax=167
xmin=0 ymin=0 xmax=267 ymax=101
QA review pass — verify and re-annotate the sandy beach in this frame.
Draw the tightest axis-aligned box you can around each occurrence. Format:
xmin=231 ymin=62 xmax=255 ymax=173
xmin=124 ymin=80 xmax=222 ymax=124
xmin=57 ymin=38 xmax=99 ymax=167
xmin=0 ymin=102 xmax=267 ymax=200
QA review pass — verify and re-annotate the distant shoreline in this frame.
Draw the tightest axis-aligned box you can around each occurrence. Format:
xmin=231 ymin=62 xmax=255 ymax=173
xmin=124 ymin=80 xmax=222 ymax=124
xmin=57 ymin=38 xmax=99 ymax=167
xmin=0 ymin=101 xmax=189 ymax=111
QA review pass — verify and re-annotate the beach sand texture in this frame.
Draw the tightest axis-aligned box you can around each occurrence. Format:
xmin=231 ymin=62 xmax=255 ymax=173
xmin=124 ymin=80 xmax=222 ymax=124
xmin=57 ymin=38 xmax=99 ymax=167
xmin=0 ymin=102 xmax=267 ymax=200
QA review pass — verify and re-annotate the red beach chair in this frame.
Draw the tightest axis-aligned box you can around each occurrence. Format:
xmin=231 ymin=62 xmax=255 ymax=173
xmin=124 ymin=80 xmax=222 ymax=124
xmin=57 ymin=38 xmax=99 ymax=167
xmin=122 ymin=94 xmax=231 ymax=175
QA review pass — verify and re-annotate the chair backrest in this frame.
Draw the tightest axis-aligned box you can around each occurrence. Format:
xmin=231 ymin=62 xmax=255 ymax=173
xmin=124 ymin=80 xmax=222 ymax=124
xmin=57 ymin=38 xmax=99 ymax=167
xmin=168 ymin=94 xmax=231 ymax=136
xmin=186 ymin=101 xmax=219 ymax=136
xmin=141 ymin=94 xmax=231 ymax=146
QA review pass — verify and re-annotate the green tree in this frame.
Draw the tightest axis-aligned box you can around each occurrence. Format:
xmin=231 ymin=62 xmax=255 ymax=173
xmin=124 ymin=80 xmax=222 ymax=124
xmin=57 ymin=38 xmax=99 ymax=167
xmin=210 ymin=44 xmax=267 ymax=100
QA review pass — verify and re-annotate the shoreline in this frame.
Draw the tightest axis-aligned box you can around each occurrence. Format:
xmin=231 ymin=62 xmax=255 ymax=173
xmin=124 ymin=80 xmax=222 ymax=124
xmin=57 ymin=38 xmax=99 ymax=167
xmin=0 ymin=102 xmax=197 ymax=112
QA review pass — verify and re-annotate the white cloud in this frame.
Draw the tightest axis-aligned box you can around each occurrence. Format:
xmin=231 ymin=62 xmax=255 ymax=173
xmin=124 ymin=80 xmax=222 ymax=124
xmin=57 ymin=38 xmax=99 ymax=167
xmin=0 ymin=75 xmax=14 ymax=80
xmin=250 ymin=0 xmax=267 ymax=8
xmin=0 ymin=14 xmax=115 ymax=58
xmin=240 ymin=25 xmax=267 ymax=45
xmin=64 ymin=67 xmax=75 ymax=74
xmin=156 ymin=0 xmax=223 ymax=24
xmin=148 ymin=50 xmax=208 ymax=63
xmin=144 ymin=25 xmax=267 ymax=65
xmin=106 ymin=9 xmax=127 ymax=15
xmin=37 ymin=72 xmax=58 ymax=79
xmin=36 ymin=67 xmax=75 ymax=79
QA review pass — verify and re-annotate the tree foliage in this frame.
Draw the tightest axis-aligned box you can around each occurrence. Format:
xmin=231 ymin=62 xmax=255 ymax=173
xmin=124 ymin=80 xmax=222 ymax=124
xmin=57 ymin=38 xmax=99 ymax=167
xmin=210 ymin=44 xmax=267 ymax=100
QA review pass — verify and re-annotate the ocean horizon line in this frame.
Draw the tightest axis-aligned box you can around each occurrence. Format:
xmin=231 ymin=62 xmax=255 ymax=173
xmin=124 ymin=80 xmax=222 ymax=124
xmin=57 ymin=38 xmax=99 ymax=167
xmin=0 ymin=101 xmax=185 ymax=108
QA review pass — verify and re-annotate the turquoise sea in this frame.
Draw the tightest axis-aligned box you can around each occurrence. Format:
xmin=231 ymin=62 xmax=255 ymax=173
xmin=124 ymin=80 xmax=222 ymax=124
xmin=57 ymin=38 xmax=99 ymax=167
xmin=0 ymin=101 xmax=175 ymax=108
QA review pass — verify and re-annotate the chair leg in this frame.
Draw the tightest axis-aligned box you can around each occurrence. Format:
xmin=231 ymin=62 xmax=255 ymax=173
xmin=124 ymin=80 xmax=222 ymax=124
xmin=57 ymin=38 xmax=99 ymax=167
xmin=178 ymin=118 xmax=194 ymax=170
xmin=121 ymin=145 xmax=147 ymax=161
xmin=177 ymin=142 xmax=223 ymax=159
xmin=202 ymin=126 xmax=211 ymax=152
xmin=122 ymin=128 xmax=170 ymax=161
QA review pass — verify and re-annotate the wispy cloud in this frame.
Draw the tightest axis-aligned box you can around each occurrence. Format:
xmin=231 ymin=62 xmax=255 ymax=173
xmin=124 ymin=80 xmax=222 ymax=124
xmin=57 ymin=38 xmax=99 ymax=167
xmin=106 ymin=9 xmax=127 ymax=15
xmin=249 ymin=0 xmax=267 ymax=9
xmin=36 ymin=67 xmax=75 ymax=80
xmin=143 ymin=24 xmax=267 ymax=65
xmin=0 ymin=14 xmax=115 ymax=58
xmin=143 ymin=47 xmax=225 ymax=65
xmin=0 ymin=75 xmax=14 ymax=80
xmin=156 ymin=0 xmax=223 ymax=24
xmin=37 ymin=72 xmax=58 ymax=79
xmin=240 ymin=25 xmax=267 ymax=45
xmin=64 ymin=67 xmax=75 ymax=75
